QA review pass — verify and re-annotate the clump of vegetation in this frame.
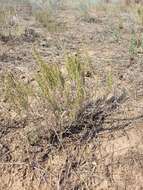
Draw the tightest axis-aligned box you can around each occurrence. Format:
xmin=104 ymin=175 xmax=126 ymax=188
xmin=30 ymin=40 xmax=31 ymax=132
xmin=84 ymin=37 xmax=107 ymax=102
xmin=34 ymin=11 xmax=52 ymax=28
xmin=34 ymin=10 xmax=66 ymax=33
xmin=3 ymin=49 xmax=93 ymax=129
xmin=137 ymin=6 xmax=143 ymax=25
xmin=4 ymin=72 xmax=33 ymax=114
xmin=33 ymin=48 xmax=65 ymax=116
xmin=0 ymin=6 xmax=25 ymax=39
xmin=118 ymin=17 xmax=124 ymax=30
xmin=33 ymin=49 xmax=87 ymax=123
xmin=128 ymin=30 xmax=143 ymax=59
xmin=130 ymin=31 xmax=143 ymax=49
xmin=111 ymin=28 xmax=121 ymax=43
xmin=129 ymin=31 xmax=138 ymax=57
xmin=107 ymin=70 xmax=113 ymax=92
xmin=33 ymin=0 xmax=66 ymax=33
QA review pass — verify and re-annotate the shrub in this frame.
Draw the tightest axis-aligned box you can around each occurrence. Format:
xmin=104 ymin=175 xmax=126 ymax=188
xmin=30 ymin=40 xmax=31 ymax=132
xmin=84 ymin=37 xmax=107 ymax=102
xmin=3 ymin=47 xmax=94 ymax=130
xmin=33 ymin=49 xmax=87 ymax=122
xmin=33 ymin=48 xmax=65 ymax=116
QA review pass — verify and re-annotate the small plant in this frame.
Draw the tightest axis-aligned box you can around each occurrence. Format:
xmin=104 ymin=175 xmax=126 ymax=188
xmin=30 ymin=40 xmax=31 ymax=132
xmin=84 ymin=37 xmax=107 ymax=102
xmin=4 ymin=72 xmax=32 ymax=114
xmin=118 ymin=17 xmax=124 ymax=30
xmin=34 ymin=10 xmax=66 ymax=33
xmin=66 ymin=53 xmax=85 ymax=106
xmin=3 ymin=48 xmax=92 ymax=130
xmin=33 ymin=48 xmax=64 ymax=116
xmin=34 ymin=11 xmax=53 ymax=28
xmin=129 ymin=32 xmax=137 ymax=57
xmin=137 ymin=6 xmax=143 ymax=25
xmin=34 ymin=0 xmax=66 ymax=33
xmin=111 ymin=27 xmax=120 ymax=43
xmin=33 ymin=49 xmax=88 ymax=123
xmin=0 ymin=6 xmax=25 ymax=39
xmin=107 ymin=70 xmax=113 ymax=92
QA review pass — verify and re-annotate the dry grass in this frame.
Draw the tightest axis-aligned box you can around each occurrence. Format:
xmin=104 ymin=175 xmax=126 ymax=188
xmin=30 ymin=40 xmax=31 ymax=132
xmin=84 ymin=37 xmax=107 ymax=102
xmin=0 ymin=6 xmax=25 ymax=39
xmin=34 ymin=9 xmax=66 ymax=33
xmin=137 ymin=5 xmax=143 ymax=25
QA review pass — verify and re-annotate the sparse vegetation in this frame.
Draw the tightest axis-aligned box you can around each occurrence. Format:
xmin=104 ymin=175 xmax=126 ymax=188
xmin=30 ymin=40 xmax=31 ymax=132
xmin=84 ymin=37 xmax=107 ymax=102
xmin=4 ymin=72 xmax=33 ymax=114
xmin=129 ymin=31 xmax=137 ymax=57
xmin=0 ymin=6 xmax=26 ymax=39
xmin=137 ymin=5 xmax=143 ymax=25
xmin=111 ymin=27 xmax=121 ymax=42
xmin=0 ymin=1 xmax=143 ymax=190
xmin=107 ymin=70 xmax=113 ymax=92
xmin=3 ymin=48 xmax=92 ymax=128
xmin=34 ymin=9 xmax=66 ymax=32
xmin=33 ymin=0 xmax=66 ymax=33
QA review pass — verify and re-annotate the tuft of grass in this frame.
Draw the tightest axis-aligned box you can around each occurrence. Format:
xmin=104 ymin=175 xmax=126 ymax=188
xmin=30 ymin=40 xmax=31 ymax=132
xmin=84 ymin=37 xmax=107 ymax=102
xmin=137 ymin=6 xmax=143 ymax=25
xmin=66 ymin=53 xmax=85 ymax=105
xmin=129 ymin=31 xmax=138 ymax=57
xmin=33 ymin=0 xmax=66 ymax=33
xmin=3 ymin=48 xmax=93 ymax=129
xmin=107 ymin=70 xmax=113 ymax=92
xmin=34 ymin=10 xmax=66 ymax=33
xmin=0 ymin=6 xmax=25 ymax=39
xmin=118 ymin=17 xmax=124 ymax=30
xmin=4 ymin=72 xmax=32 ymax=114
xmin=33 ymin=49 xmax=87 ymax=121
xmin=111 ymin=28 xmax=121 ymax=43
xmin=33 ymin=48 xmax=64 ymax=115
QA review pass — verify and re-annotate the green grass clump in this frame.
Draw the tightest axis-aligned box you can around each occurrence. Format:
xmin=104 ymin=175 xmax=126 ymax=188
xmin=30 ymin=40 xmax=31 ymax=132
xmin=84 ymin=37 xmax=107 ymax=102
xmin=4 ymin=72 xmax=32 ymax=113
xmin=3 ymin=48 xmax=92 ymax=129
xmin=129 ymin=31 xmax=143 ymax=57
xmin=107 ymin=70 xmax=113 ymax=92
xmin=33 ymin=48 xmax=64 ymax=114
xmin=129 ymin=32 xmax=138 ymax=57
xmin=66 ymin=54 xmax=85 ymax=105
xmin=33 ymin=49 xmax=87 ymax=122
